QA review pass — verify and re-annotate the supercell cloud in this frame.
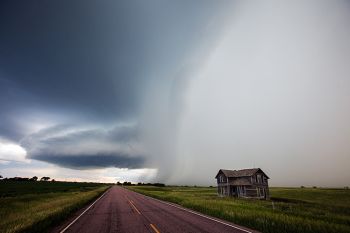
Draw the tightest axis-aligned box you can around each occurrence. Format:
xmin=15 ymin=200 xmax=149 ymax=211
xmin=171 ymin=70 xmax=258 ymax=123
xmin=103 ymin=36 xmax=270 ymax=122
xmin=0 ymin=1 xmax=349 ymax=186
xmin=0 ymin=0 xmax=230 ymax=177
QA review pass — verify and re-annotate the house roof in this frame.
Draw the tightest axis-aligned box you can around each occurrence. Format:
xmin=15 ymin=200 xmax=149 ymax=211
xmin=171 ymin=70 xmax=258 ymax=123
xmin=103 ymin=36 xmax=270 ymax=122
xmin=215 ymin=168 xmax=270 ymax=179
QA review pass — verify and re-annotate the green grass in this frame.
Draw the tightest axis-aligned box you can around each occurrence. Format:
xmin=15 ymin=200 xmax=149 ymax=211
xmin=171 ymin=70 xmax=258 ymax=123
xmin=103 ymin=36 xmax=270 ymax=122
xmin=0 ymin=180 xmax=107 ymax=197
xmin=127 ymin=186 xmax=350 ymax=233
xmin=0 ymin=181 xmax=110 ymax=233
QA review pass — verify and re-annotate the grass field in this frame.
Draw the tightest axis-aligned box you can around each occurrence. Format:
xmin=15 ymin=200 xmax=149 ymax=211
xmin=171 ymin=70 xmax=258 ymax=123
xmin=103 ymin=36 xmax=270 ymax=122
xmin=128 ymin=186 xmax=350 ymax=233
xmin=0 ymin=181 xmax=110 ymax=233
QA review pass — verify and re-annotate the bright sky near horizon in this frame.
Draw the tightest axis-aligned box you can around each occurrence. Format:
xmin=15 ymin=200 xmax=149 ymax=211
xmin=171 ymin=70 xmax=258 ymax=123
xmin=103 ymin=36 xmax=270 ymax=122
xmin=0 ymin=1 xmax=349 ymax=186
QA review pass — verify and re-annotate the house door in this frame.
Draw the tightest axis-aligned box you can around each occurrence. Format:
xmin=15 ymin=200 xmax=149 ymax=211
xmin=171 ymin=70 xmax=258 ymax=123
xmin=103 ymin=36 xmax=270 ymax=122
xmin=230 ymin=186 xmax=236 ymax=196
xmin=262 ymin=188 xmax=266 ymax=199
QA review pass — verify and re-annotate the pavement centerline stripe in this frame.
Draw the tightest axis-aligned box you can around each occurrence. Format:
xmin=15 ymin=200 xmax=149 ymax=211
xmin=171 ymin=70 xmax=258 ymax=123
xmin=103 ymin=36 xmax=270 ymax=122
xmin=129 ymin=189 xmax=253 ymax=233
xmin=150 ymin=224 xmax=161 ymax=233
xmin=129 ymin=200 xmax=141 ymax=214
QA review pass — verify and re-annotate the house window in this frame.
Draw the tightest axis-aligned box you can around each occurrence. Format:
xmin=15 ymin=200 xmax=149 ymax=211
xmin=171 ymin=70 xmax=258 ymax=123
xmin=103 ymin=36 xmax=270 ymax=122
xmin=219 ymin=175 xmax=225 ymax=183
xmin=257 ymin=174 xmax=261 ymax=183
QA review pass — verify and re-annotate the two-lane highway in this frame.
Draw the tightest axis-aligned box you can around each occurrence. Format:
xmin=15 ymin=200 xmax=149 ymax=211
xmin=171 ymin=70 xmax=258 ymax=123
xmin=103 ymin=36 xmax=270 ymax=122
xmin=55 ymin=186 xmax=257 ymax=233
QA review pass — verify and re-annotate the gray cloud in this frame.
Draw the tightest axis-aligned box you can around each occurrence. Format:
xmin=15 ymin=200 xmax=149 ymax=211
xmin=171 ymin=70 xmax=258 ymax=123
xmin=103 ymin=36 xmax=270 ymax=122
xmin=22 ymin=124 xmax=147 ymax=169
xmin=0 ymin=0 xmax=228 ymax=123
xmin=0 ymin=1 xmax=231 ymax=175
xmin=168 ymin=0 xmax=350 ymax=187
xmin=33 ymin=154 xmax=145 ymax=170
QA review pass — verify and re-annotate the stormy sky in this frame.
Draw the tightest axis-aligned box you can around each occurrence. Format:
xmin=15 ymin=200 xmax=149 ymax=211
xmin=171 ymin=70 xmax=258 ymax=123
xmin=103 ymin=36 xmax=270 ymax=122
xmin=0 ymin=1 xmax=349 ymax=186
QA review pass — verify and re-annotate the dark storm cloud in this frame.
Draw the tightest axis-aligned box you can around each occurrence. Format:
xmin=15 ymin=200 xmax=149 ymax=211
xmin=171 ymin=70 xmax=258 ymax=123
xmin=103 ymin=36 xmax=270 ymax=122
xmin=33 ymin=154 xmax=145 ymax=169
xmin=0 ymin=0 xmax=231 ymax=170
xmin=22 ymin=124 xmax=146 ymax=169
xmin=0 ymin=78 xmax=40 ymax=141
xmin=0 ymin=1 xmax=145 ymax=119
xmin=0 ymin=0 xmax=226 ymax=120
xmin=24 ymin=124 xmax=138 ymax=146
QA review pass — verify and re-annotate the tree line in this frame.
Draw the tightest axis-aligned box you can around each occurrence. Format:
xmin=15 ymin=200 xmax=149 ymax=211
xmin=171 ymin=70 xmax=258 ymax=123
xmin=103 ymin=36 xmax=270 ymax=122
xmin=116 ymin=181 xmax=165 ymax=187
xmin=0 ymin=175 xmax=54 ymax=182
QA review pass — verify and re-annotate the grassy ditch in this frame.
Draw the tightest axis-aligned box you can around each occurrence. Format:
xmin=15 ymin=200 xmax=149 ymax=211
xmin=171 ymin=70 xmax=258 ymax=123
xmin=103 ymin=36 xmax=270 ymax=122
xmin=0 ymin=181 xmax=110 ymax=233
xmin=127 ymin=186 xmax=350 ymax=233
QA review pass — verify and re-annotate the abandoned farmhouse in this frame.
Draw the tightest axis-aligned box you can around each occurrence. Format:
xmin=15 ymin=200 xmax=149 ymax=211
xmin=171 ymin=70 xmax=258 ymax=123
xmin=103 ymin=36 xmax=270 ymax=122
xmin=215 ymin=168 xmax=270 ymax=199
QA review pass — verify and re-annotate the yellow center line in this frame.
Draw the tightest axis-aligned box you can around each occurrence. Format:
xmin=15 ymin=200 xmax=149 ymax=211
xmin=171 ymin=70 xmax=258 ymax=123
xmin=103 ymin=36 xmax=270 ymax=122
xmin=124 ymin=194 xmax=159 ymax=233
xmin=150 ymin=224 xmax=161 ymax=233
xmin=129 ymin=200 xmax=141 ymax=215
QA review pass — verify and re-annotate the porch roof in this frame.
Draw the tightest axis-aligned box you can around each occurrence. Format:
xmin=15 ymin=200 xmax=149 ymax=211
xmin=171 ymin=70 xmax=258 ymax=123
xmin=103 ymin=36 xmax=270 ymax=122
xmin=229 ymin=179 xmax=251 ymax=186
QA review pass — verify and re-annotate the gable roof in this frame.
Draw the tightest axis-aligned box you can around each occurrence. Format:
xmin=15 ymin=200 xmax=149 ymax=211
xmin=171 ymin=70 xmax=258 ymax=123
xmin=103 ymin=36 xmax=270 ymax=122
xmin=215 ymin=168 xmax=269 ymax=179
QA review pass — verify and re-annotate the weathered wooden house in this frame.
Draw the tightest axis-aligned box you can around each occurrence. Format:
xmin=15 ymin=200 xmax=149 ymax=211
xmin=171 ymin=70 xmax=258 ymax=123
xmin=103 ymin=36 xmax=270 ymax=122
xmin=215 ymin=168 xmax=270 ymax=199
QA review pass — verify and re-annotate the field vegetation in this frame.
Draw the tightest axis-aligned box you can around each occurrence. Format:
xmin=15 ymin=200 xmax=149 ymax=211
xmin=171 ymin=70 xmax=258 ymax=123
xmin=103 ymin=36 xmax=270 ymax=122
xmin=128 ymin=186 xmax=350 ymax=233
xmin=0 ymin=181 xmax=110 ymax=233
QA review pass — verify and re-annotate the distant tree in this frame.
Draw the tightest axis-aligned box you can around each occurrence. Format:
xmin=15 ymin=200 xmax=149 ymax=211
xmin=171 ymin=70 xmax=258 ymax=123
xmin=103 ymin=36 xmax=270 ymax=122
xmin=344 ymin=186 xmax=349 ymax=190
xmin=153 ymin=183 xmax=165 ymax=187
xmin=30 ymin=176 xmax=38 ymax=181
xmin=312 ymin=186 xmax=317 ymax=189
xmin=117 ymin=181 xmax=121 ymax=185
xmin=122 ymin=182 xmax=133 ymax=186
xmin=137 ymin=182 xmax=142 ymax=186
xmin=0 ymin=175 xmax=3 ymax=179
xmin=51 ymin=179 xmax=55 ymax=182
xmin=40 ymin=177 xmax=50 ymax=181
xmin=10 ymin=177 xmax=29 ymax=181
xmin=123 ymin=181 xmax=133 ymax=186
xmin=300 ymin=186 xmax=305 ymax=188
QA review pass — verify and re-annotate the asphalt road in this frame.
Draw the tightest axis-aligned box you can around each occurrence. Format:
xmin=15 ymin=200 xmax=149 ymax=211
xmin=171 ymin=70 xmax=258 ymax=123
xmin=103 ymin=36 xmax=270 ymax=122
xmin=54 ymin=186 xmax=257 ymax=233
